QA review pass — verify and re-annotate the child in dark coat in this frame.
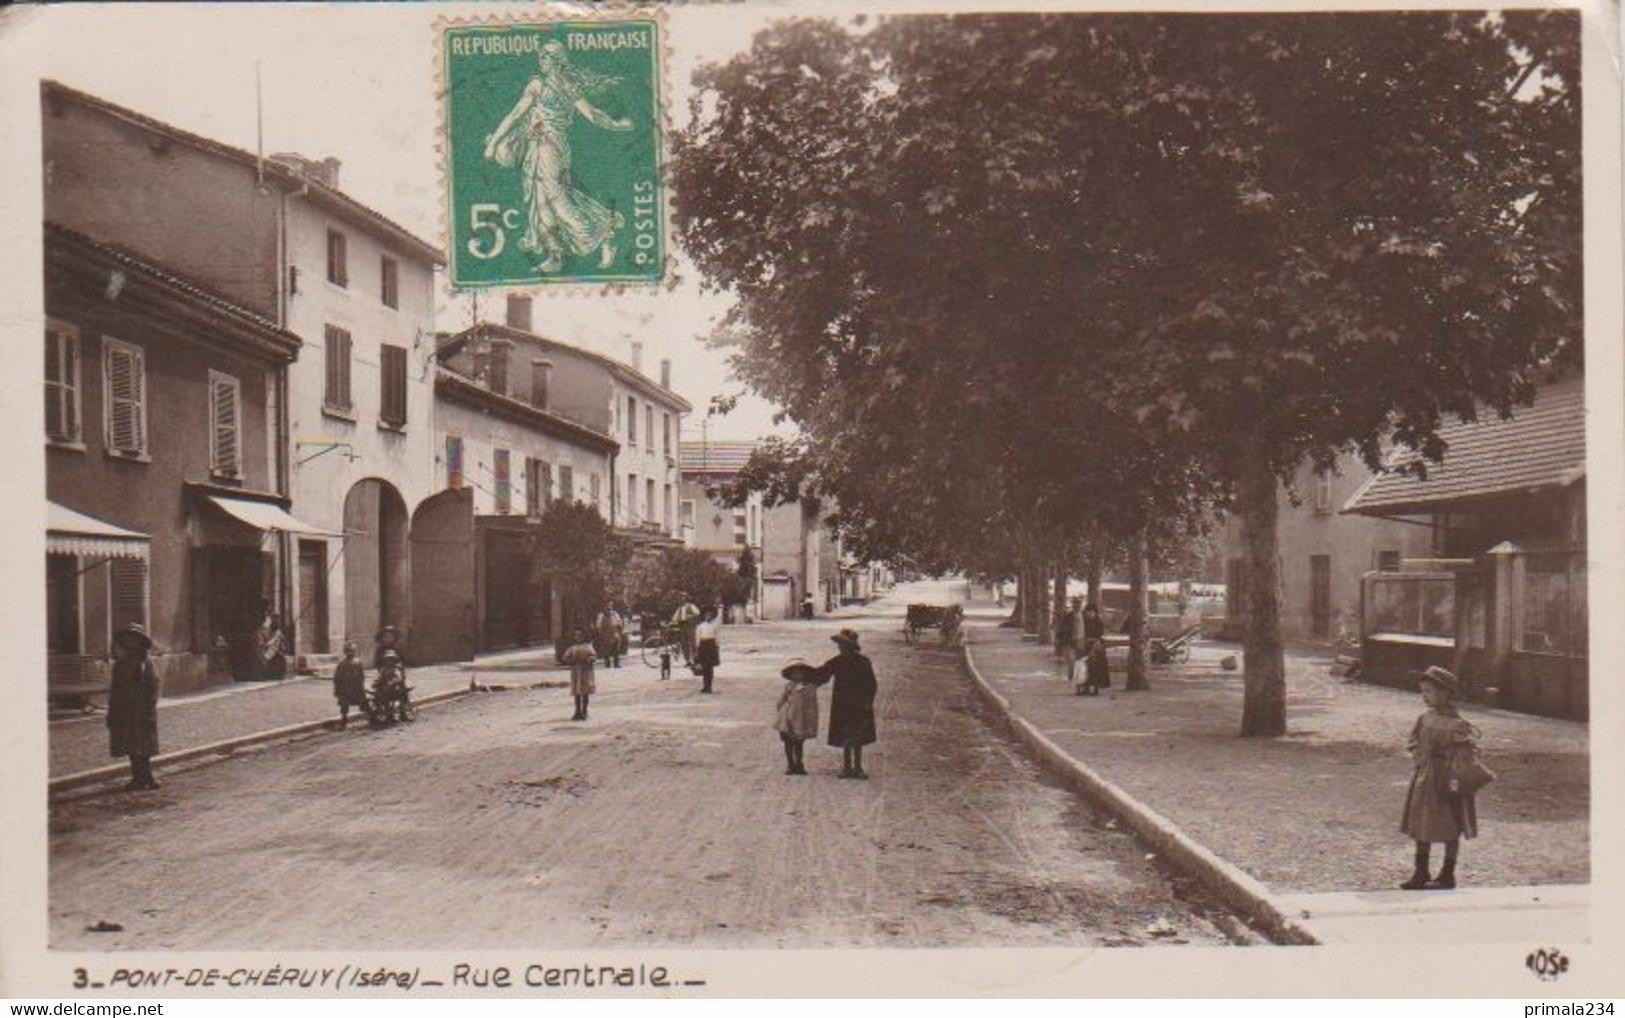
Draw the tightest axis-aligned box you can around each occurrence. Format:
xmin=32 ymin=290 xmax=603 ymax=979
xmin=332 ymin=641 xmax=367 ymax=729
xmin=107 ymin=623 xmax=161 ymax=790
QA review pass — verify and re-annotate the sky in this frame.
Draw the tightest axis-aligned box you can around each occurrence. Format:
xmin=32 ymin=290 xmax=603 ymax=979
xmin=27 ymin=2 xmax=797 ymax=442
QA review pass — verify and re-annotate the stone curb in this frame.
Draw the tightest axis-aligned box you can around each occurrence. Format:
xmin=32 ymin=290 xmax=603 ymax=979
xmin=49 ymin=687 xmax=475 ymax=798
xmin=961 ymin=635 xmax=1320 ymax=946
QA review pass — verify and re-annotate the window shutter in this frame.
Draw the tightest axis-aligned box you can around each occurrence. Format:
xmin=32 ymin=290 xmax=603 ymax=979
xmin=494 ymin=449 xmax=511 ymax=513
xmin=44 ymin=331 xmax=64 ymax=440
xmin=559 ymin=465 xmax=573 ymax=503
xmin=446 ymin=436 xmax=464 ymax=489
xmin=325 ymin=327 xmax=353 ymax=411
xmin=211 ymin=373 xmax=241 ymax=476
xmin=525 ymin=456 xmax=541 ymax=517
xmin=109 ymin=558 xmax=148 ymax=633
xmin=380 ymin=345 xmax=407 ymax=426
xmin=105 ymin=341 xmax=145 ymax=455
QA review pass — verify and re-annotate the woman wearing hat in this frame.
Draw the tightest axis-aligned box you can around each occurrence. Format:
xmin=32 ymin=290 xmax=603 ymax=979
xmin=1399 ymin=666 xmax=1486 ymax=890
xmin=814 ymin=629 xmax=879 ymax=779
xmin=107 ymin=623 xmax=161 ymax=791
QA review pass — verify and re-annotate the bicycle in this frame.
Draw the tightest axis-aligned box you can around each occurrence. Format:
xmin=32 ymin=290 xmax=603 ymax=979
xmin=640 ymin=622 xmax=693 ymax=672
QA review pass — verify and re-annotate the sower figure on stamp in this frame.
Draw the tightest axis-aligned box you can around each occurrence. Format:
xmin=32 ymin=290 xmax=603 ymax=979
xmin=1399 ymin=667 xmax=1492 ymax=890
xmin=483 ymin=41 xmax=632 ymax=272
xmin=815 ymin=628 xmax=878 ymax=780
xmin=107 ymin=623 xmax=160 ymax=791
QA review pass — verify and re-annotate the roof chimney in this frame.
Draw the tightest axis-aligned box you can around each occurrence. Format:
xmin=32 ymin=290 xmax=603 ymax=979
xmin=660 ymin=358 xmax=672 ymax=390
xmin=631 ymin=342 xmax=644 ymax=374
xmin=267 ymin=152 xmax=341 ymax=189
xmin=506 ymin=294 xmax=533 ymax=332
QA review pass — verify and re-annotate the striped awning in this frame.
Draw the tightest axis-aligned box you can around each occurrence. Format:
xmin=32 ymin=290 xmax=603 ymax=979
xmin=206 ymin=495 xmax=338 ymax=536
xmin=46 ymin=502 xmax=150 ymax=561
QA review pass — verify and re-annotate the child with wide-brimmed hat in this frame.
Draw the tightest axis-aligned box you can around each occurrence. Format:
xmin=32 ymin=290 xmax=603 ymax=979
xmin=821 ymin=628 xmax=879 ymax=779
xmin=107 ymin=623 xmax=161 ymax=790
xmin=775 ymin=658 xmax=823 ymax=775
xmin=1399 ymin=666 xmax=1491 ymax=890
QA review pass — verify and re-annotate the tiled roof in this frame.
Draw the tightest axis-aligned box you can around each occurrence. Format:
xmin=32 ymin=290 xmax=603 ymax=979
xmin=441 ymin=322 xmax=693 ymax=414
xmin=1344 ymin=375 xmax=1585 ymax=516
xmin=679 ymin=440 xmax=758 ymax=475
xmin=43 ymin=81 xmax=443 ymax=266
xmin=47 ymin=222 xmax=302 ymax=357
xmin=435 ymin=370 xmax=619 ymax=453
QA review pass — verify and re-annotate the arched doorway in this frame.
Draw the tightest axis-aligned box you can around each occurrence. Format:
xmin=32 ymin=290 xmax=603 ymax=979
xmin=343 ymin=478 xmax=410 ymax=661
xmin=411 ymin=488 xmax=476 ymax=664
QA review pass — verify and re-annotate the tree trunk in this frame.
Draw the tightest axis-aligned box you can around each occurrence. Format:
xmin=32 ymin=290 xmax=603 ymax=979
xmin=1086 ymin=549 xmax=1103 ymax=606
xmin=1050 ymin=563 xmax=1069 ymax=653
xmin=1236 ymin=440 xmax=1287 ymax=737
xmin=1036 ymin=562 xmax=1054 ymax=645
xmin=1022 ymin=562 xmax=1042 ymax=635
xmin=1004 ymin=572 xmax=1024 ymax=627
xmin=1126 ymin=527 xmax=1150 ymax=691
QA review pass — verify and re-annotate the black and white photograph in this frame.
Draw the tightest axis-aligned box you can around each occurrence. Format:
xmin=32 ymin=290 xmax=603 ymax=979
xmin=0 ymin=0 xmax=1620 ymax=1000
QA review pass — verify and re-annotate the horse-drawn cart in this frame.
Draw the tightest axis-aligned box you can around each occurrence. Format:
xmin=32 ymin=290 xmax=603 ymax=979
xmin=903 ymin=603 xmax=964 ymax=646
xmin=1150 ymin=625 xmax=1203 ymax=665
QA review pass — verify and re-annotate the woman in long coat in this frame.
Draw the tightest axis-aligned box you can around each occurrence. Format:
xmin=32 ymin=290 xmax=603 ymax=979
xmin=107 ymin=623 xmax=161 ymax=791
xmin=1399 ymin=666 xmax=1484 ymax=889
xmin=815 ymin=628 xmax=878 ymax=779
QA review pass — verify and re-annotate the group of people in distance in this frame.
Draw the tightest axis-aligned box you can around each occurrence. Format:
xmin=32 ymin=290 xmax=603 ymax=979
xmin=1054 ymin=596 xmax=1110 ymax=695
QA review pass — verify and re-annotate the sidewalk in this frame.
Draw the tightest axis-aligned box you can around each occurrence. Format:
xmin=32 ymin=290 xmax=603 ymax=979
xmin=960 ymin=610 xmax=1590 ymax=944
xmin=49 ymin=646 xmax=568 ymax=781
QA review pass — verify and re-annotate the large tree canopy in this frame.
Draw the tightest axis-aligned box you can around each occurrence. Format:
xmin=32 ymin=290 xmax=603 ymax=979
xmin=673 ymin=11 xmax=1580 ymax=735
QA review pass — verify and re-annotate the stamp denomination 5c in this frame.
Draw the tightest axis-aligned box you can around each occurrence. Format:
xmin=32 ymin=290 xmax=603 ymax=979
xmin=440 ymin=17 xmax=665 ymax=288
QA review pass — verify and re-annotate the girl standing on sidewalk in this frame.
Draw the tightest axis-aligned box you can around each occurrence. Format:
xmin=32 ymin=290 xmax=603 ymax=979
xmin=563 ymin=627 xmax=597 ymax=721
xmin=107 ymin=623 xmax=160 ymax=791
xmin=1399 ymin=667 xmax=1490 ymax=890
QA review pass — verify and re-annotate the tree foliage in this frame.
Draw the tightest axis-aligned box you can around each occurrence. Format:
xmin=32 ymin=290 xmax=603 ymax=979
xmin=673 ymin=11 xmax=1580 ymax=735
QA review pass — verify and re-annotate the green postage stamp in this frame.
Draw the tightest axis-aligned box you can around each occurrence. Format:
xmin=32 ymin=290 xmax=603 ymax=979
xmin=440 ymin=17 xmax=666 ymax=288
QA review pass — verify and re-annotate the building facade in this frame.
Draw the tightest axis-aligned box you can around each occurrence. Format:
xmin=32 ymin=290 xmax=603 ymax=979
xmin=1217 ymin=454 xmax=1433 ymax=644
xmin=44 ymin=225 xmax=306 ymax=697
xmin=678 ymin=440 xmax=765 ymax=613
xmin=42 ymin=81 xmax=445 ymax=669
xmin=1345 ymin=373 xmax=1587 ymax=720
xmin=432 ymin=336 xmax=620 ymax=652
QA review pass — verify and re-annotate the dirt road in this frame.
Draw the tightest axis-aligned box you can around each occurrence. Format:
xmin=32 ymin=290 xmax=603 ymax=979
xmin=50 ymin=602 xmax=1250 ymax=950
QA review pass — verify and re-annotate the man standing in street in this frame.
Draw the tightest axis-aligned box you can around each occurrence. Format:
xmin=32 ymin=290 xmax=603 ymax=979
xmin=671 ymin=593 xmax=700 ymax=666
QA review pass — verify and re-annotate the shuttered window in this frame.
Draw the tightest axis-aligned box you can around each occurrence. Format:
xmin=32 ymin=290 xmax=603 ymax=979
xmin=525 ymin=456 xmax=542 ymax=518
xmin=627 ymin=474 xmax=638 ymax=521
xmin=45 ymin=322 xmax=81 ymax=444
xmin=326 ymin=229 xmax=348 ymax=288
xmin=108 ymin=558 xmax=149 ymax=637
xmin=627 ymin=396 xmax=637 ymax=445
xmin=446 ymin=435 xmax=464 ymax=489
xmin=103 ymin=337 xmax=147 ymax=457
xmin=646 ymin=406 xmax=654 ymax=451
xmin=209 ymin=370 xmax=242 ymax=477
xmin=324 ymin=326 xmax=352 ymax=412
xmin=487 ymin=342 xmax=510 ymax=397
xmin=590 ymin=473 xmax=601 ymax=513
xmin=494 ymin=448 xmax=511 ymax=514
xmin=380 ymin=256 xmax=399 ymax=309
xmin=647 ymin=479 xmax=656 ymax=526
xmin=559 ymin=465 xmax=574 ymax=504
xmin=532 ymin=360 xmax=551 ymax=408
xmin=663 ymin=413 xmax=671 ymax=456
xmin=379 ymin=344 xmax=407 ymax=427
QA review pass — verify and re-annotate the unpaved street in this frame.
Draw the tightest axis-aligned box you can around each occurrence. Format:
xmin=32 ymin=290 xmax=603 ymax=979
xmin=51 ymin=600 xmax=1249 ymax=949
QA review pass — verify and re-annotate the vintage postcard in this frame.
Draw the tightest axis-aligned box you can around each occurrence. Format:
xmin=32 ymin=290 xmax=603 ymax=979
xmin=0 ymin=0 xmax=1620 ymax=1000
